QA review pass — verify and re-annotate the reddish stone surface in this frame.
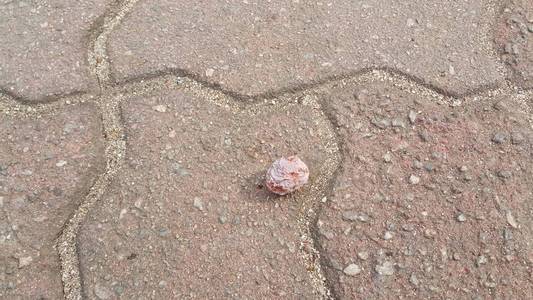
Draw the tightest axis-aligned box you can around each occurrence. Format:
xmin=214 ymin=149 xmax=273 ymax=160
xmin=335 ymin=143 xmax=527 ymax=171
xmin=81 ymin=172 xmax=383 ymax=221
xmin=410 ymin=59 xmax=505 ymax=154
xmin=316 ymin=82 xmax=533 ymax=298
xmin=0 ymin=105 xmax=105 ymax=298
xmin=266 ymin=156 xmax=309 ymax=195
xmin=495 ymin=0 xmax=533 ymax=88
xmin=78 ymin=89 xmax=333 ymax=298
xmin=108 ymin=0 xmax=503 ymax=96
xmin=0 ymin=0 xmax=110 ymax=101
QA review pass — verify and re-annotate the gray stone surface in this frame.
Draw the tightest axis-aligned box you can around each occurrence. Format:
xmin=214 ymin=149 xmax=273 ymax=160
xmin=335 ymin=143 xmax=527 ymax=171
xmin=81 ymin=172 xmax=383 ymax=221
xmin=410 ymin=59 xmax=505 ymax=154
xmin=315 ymin=81 xmax=533 ymax=298
xmin=78 ymin=87 xmax=334 ymax=298
xmin=108 ymin=0 xmax=504 ymax=97
xmin=0 ymin=104 xmax=104 ymax=298
xmin=0 ymin=0 xmax=110 ymax=101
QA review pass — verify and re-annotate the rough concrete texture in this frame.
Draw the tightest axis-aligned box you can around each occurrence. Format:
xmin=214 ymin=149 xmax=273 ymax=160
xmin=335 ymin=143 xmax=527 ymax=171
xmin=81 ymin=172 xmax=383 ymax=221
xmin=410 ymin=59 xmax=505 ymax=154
xmin=0 ymin=104 xmax=104 ymax=298
xmin=108 ymin=0 xmax=504 ymax=97
xmin=0 ymin=0 xmax=110 ymax=101
xmin=77 ymin=87 xmax=335 ymax=299
xmin=1 ymin=0 xmax=533 ymax=298
xmin=495 ymin=0 xmax=533 ymax=88
xmin=316 ymin=81 xmax=533 ymax=298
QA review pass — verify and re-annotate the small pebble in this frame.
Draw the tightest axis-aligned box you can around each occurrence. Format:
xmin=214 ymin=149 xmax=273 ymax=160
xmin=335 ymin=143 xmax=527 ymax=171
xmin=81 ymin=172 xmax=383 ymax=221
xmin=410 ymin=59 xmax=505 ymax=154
xmin=357 ymin=251 xmax=369 ymax=260
xmin=424 ymin=228 xmax=437 ymax=238
xmin=492 ymin=132 xmax=507 ymax=144
xmin=319 ymin=227 xmax=335 ymax=240
xmin=152 ymin=105 xmax=167 ymax=113
xmin=56 ymin=160 xmax=67 ymax=167
xmin=511 ymin=132 xmax=525 ymax=145
xmin=158 ymin=228 xmax=170 ymax=237
xmin=375 ymin=261 xmax=395 ymax=276
xmin=476 ymin=255 xmax=487 ymax=267
xmin=409 ymin=274 xmax=419 ymax=286
xmin=205 ymin=68 xmax=215 ymax=77
xmin=329 ymin=259 xmax=343 ymax=271
xmin=408 ymin=110 xmax=417 ymax=124
xmin=449 ymin=65 xmax=456 ymax=75
xmin=506 ymin=211 xmax=518 ymax=228
xmin=419 ymin=131 xmax=431 ymax=142
xmin=409 ymin=175 xmax=420 ymax=185
xmin=457 ymin=213 xmax=467 ymax=222
xmin=461 ymin=174 xmax=472 ymax=183
xmin=94 ymin=283 xmax=112 ymax=300
xmin=503 ymin=228 xmax=513 ymax=240
xmin=343 ymin=264 xmax=362 ymax=276
xmin=391 ymin=118 xmax=405 ymax=128
xmin=219 ymin=215 xmax=227 ymax=224
xmin=342 ymin=211 xmax=369 ymax=222
xmin=402 ymin=224 xmax=415 ymax=232
xmin=18 ymin=256 xmax=32 ymax=268
xmin=431 ymin=152 xmax=442 ymax=159
xmin=265 ymin=156 xmax=309 ymax=195
xmin=459 ymin=165 xmax=468 ymax=172
xmin=383 ymin=153 xmax=392 ymax=163
xmin=383 ymin=231 xmax=394 ymax=240
xmin=372 ymin=118 xmax=391 ymax=129
xmin=168 ymin=130 xmax=176 ymax=138
xmin=193 ymin=197 xmax=204 ymax=211
xmin=498 ymin=170 xmax=512 ymax=179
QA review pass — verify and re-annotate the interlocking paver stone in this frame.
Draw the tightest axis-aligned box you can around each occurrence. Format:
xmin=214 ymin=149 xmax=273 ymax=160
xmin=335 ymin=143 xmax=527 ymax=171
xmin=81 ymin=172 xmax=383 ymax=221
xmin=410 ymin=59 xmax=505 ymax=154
xmin=495 ymin=0 xmax=533 ymax=88
xmin=108 ymin=0 xmax=503 ymax=97
xmin=316 ymin=81 xmax=533 ymax=298
xmin=78 ymin=88 xmax=333 ymax=298
xmin=3 ymin=0 xmax=533 ymax=298
xmin=0 ymin=105 xmax=104 ymax=298
xmin=0 ymin=0 xmax=110 ymax=101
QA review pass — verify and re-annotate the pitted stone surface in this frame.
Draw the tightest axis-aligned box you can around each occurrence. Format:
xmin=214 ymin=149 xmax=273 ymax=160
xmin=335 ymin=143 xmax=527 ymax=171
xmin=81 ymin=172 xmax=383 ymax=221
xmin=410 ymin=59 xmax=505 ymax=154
xmin=108 ymin=0 xmax=503 ymax=96
xmin=0 ymin=105 xmax=104 ymax=298
xmin=316 ymin=82 xmax=533 ymax=298
xmin=78 ymin=88 xmax=333 ymax=298
xmin=0 ymin=0 xmax=110 ymax=101
xmin=495 ymin=0 xmax=533 ymax=88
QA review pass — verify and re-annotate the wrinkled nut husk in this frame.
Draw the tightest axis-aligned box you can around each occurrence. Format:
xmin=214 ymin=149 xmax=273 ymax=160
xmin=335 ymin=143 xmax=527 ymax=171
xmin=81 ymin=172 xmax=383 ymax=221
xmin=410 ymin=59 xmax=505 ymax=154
xmin=265 ymin=156 xmax=309 ymax=195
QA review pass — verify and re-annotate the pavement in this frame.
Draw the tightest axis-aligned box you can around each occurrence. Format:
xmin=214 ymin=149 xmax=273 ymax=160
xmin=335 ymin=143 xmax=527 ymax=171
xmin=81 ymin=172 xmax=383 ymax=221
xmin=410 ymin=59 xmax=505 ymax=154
xmin=0 ymin=0 xmax=532 ymax=299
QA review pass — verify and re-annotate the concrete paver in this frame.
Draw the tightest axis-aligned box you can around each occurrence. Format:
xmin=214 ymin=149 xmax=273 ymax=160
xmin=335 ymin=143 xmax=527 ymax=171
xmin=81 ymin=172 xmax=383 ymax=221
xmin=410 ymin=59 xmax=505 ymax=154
xmin=0 ymin=104 xmax=105 ymax=298
xmin=315 ymin=81 xmax=533 ymax=298
xmin=0 ymin=0 xmax=110 ymax=101
xmin=1 ymin=0 xmax=533 ymax=298
xmin=108 ymin=0 xmax=503 ymax=97
xmin=78 ymin=87 xmax=334 ymax=298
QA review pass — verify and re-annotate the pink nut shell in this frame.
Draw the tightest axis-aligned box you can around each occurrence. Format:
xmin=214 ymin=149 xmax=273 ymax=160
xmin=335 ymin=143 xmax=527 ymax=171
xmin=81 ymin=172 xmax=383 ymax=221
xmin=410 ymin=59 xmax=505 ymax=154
xmin=265 ymin=156 xmax=309 ymax=195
